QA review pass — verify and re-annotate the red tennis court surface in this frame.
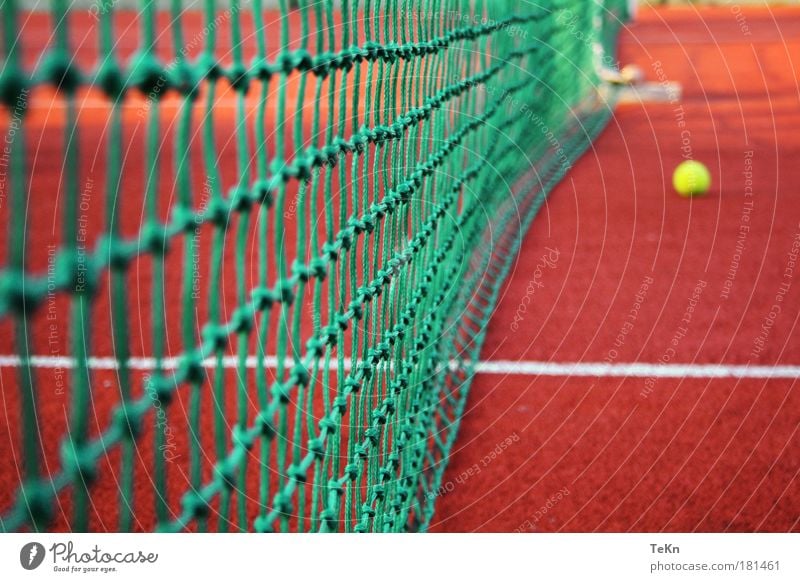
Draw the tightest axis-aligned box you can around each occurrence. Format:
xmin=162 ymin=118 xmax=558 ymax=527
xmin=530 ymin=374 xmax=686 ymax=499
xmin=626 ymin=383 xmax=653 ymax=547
xmin=1 ymin=5 xmax=799 ymax=532
xmin=430 ymin=6 xmax=800 ymax=532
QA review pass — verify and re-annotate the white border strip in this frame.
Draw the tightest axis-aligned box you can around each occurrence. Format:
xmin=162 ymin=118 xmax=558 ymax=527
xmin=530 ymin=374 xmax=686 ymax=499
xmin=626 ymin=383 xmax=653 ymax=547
xmin=0 ymin=355 xmax=797 ymax=379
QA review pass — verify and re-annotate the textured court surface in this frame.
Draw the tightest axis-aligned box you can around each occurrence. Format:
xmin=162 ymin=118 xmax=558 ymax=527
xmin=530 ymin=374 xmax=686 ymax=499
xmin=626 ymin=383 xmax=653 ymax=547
xmin=430 ymin=6 xmax=800 ymax=532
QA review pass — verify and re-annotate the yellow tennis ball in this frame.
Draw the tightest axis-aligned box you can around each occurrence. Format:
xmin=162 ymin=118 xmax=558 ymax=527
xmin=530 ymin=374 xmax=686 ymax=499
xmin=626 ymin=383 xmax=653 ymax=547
xmin=673 ymin=160 xmax=711 ymax=197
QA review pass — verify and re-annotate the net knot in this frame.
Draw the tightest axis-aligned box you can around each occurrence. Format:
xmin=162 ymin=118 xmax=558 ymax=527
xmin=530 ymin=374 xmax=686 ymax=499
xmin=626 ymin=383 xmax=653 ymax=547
xmin=201 ymin=324 xmax=228 ymax=351
xmin=231 ymin=306 xmax=254 ymax=333
xmin=198 ymin=54 xmax=223 ymax=81
xmin=179 ymin=352 xmax=206 ymax=385
xmin=335 ymin=312 xmax=349 ymax=331
xmin=171 ymin=204 xmax=197 ymax=234
xmin=100 ymin=235 xmax=132 ymax=271
xmin=348 ymin=299 xmax=364 ymax=320
xmin=362 ymin=41 xmax=381 ymax=61
xmin=128 ymin=53 xmax=167 ymax=98
xmin=205 ymin=196 xmax=230 ymax=227
xmin=361 ymin=213 xmax=376 ymax=233
xmin=356 ymin=443 xmax=370 ymax=459
xmin=288 ymin=464 xmax=307 ymax=483
xmin=383 ymin=397 xmax=396 ymax=415
xmin=141 ymin=220 xmax=170 ymax=254
xmin=371 ymin=409 xmax=387 ymax=425
xmin=255 ymin=411 xmax=276 ymax=439
xmin=319 ymin=508 xmax=337 ymax=529
xmin=273 ymin=493 xmax=293 ymax=516
xmin=305 ymin=146 xmax=326 ymax=168
xmin=252 ymin=287 xmax=278 ymax=311
xmin=168 ymin=60 xmax=199 ymax=99
xmin=363 ymin=427 xmax=380 ymax=444
xmin=41 ymin=51 xmax=82 ymax=94
xmin=60 ymin=441 xmax=97 ymax=484
xmin=182 ymin=491 xmax=210 ymax=519
xmin=334 ymin=51 xmax=355 ymax=71
xmin=270 ymin=382 xmax=291 ymax=404
xmin=226 ymin=62 xmax=250 ymax=92
xmin=232 ymin=425 xmax=254 ymax=451
xmin=396 ymin=374 xmax=410 ymax=391
xmin=113 ymin=405 xmax=142 ymax=440
xmin=290 ymin=157 xmax=313 ymax=181
xmin=308 ymin=438 xmax=325 ymax=460
xmin=305 ymin=336 xmax=325 ymax=358
xmin=293 ymin=49 xmax=313 ymax=72
xmin=94 ymin=59 xmax=126 ymax=100
xmin=396 ymin=182 xmax=412 ymax=202
xmin=321 ymin=324 xmax=338 ymax=346
xmin=309 ymin=257 xmax=327 ymax=280
xmin=311 ymin=52 xmax=333 ymax=78
xmin=357 ymin=285 xmax=374 ymax=303
xmin=344 ymin=463 xmax=359 ymax=481
xmin=253 ymin=515 xmax=274 ymax=533
xmin=278 ymin=279 xmax=295 ymax=304
xmin=360 ymin=503 xmax=376 ymax=518
xmin=214 ymin=458 xmax=237 ymax=491
xmin=147 ymin=373 xmax=175 ymax=405
xmin=372 ymin=484 xmax=386 ymax=501
xmin=277 ymin=52 xmax=296 ymax=75
xmin=331 ymin=395 xmax=348 ymax=416
xmin=369 ymin=201 xmax=388 ymax=219
xmin=228 ymin=185 xmax=252 ymax=213
xmin=323 ymin=144 xmax=340 ymax=166
xmin=0 ymin=63 xmax=29 ymax=110
xmin=252 ymin=179 xmax=274 ymax=207
xmin=18 ymin=482 xmax=54 ymax=527
xmin=0 ymin=270 xmax=42 ymax=313
xmin=250 ymin=56 xmax=272 ymax=81
xmin=318 ymin=417 xmax=338 ymax=436
xmin=382 ymin=42 xmax=400 ymax=64
xmin=344 ymin=377 xmax=361 ymax=393
xmin=291 ymin=260 xmax=312 ymax=282
xmin=349 ymin=133 xmax=367 ymax=153
xmin=290 ymin=363 xmax=310 ymax=386
xmin=322 ymin=241 xmax=340 ymax=261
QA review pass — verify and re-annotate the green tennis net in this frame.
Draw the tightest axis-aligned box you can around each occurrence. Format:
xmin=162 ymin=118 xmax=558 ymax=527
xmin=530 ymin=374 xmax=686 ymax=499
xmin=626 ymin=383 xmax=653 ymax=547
xmin=0 ymin=0 xmax=628 ymax=532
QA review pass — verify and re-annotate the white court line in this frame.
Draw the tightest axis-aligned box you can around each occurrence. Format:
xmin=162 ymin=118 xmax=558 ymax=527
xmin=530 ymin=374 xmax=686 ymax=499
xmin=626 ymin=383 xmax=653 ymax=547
xmin=0 ymin=355 xmax=798 ymax=379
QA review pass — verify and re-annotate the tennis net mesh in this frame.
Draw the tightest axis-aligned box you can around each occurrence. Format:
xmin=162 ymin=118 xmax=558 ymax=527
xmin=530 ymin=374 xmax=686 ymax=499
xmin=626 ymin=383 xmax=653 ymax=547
xmin=0 ymin=0 xmax=628 ymax=532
